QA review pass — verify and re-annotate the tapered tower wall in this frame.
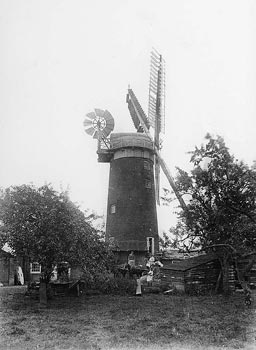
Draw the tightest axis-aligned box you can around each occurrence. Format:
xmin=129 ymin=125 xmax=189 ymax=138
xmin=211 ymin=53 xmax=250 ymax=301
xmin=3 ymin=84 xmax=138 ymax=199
xmin=105 ymin=133 xmax=159 ymax=265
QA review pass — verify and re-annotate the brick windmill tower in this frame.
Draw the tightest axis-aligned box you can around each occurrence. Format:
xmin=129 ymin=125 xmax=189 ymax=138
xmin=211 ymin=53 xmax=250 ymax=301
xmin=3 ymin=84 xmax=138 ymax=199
xmin=83 ymin=50 xmax=186 ymax=265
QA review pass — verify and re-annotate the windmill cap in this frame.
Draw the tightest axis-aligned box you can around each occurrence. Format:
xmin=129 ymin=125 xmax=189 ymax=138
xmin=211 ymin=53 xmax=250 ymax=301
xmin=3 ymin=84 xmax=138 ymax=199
xmin=110 ymin=133 xmax=154 ymax=151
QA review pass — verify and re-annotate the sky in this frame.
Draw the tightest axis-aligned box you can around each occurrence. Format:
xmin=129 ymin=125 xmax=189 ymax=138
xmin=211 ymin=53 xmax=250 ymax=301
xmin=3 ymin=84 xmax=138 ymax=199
xmin=1 ymin=0 xmax=256 ymax=233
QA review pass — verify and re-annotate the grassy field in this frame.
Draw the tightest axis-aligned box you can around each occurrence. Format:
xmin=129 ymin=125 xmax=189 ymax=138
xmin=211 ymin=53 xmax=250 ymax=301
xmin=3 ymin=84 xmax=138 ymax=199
xmin=0 ymin=286 xmax=256 ymax=350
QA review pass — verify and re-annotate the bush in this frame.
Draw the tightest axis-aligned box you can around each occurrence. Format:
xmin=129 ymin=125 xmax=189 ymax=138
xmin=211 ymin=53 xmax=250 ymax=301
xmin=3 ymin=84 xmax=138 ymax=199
xmin=83 ymin=272 xmax=137 ymax=295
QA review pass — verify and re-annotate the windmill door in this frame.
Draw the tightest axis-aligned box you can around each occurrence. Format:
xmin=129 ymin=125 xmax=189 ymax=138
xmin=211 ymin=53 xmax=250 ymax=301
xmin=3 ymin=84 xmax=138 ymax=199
xmin=147 ymin=237 xmax=155 ymax=255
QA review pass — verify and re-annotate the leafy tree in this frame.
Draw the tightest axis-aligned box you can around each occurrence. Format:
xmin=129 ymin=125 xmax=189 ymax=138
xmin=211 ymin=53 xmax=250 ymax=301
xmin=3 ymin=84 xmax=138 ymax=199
xmin=84 ymin=210 xmax=106 ymax=240
xmin=163 ymin=134 xmax=256 ymax=294
xmin=0 ymin=184 xmax=113 ymax=303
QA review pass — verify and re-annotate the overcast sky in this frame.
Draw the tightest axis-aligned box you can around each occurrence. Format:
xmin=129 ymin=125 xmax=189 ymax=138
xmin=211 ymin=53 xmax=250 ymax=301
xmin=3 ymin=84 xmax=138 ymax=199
xmin=1 ymin=0 xmax=256 ymax=232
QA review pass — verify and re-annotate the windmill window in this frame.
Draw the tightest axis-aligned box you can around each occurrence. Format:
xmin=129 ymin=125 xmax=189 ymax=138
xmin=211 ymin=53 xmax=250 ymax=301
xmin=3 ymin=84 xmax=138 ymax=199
xmin=110 ymin=204 xmax=116 ymax=214
xmin=145 ymin=180 xmax=152 ymax=189
xmin=30 ymin=262 xmax=41 ymax=274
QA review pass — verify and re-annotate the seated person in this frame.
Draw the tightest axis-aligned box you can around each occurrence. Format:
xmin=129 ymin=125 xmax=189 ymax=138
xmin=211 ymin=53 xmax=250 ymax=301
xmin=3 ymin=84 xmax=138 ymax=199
xmin=136 ymin=258 xmax=164 ymax=296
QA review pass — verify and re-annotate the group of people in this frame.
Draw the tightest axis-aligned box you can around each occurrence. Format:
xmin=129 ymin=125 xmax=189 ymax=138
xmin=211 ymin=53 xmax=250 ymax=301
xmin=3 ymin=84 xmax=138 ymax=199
xmin=127 ymin=251 xmax=163 ymax=296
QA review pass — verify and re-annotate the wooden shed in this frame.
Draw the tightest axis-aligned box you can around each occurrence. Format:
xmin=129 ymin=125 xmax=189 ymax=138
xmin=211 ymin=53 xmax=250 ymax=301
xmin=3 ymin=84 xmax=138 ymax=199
xmin=161 ymin=253 xmax=221 ymax=294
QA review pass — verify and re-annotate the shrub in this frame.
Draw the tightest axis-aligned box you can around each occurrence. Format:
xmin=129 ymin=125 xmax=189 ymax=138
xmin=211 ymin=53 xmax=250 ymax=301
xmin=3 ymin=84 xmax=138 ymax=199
xmin=82 ymin=272 xmax=136 ymax=295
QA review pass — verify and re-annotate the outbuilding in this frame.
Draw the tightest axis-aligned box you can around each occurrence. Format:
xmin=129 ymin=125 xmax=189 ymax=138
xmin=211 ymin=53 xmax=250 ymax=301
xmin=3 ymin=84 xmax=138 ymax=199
xmin=161 ymin=253 xmax=222 ymax=294
xmin=0 ymin=249 xmax=16 ymax=285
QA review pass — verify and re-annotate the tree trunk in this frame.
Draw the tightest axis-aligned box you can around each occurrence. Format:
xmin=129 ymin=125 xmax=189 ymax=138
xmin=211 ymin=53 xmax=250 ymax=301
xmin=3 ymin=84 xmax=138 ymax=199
xmin=215 ymin=270 xmax=222 ymax=293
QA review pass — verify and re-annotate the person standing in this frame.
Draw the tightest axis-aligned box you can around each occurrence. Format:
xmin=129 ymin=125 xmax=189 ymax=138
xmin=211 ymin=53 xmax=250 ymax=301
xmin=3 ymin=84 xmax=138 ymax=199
xmin=128 ymin=251 xmax=135 ymax=268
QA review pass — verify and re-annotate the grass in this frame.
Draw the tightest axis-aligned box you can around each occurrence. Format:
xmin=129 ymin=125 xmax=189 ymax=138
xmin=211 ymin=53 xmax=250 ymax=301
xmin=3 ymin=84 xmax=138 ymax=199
xmin=0 ymin=286 xmax=256 ymax=350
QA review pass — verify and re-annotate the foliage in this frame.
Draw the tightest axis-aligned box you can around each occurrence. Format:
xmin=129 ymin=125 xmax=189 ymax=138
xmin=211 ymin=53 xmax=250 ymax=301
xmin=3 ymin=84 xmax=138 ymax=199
xmin=84 ymin=210 xmax=106 ymax=240
xmin=163 ymin=134 xmax=256 ymax=292
xmin=0 ymin=184 xmax=113 ymax=282
xmin=84 ymin=273 xmax=136 ymax=295
xmin=164 ymin=134 xmax=256 ymax=251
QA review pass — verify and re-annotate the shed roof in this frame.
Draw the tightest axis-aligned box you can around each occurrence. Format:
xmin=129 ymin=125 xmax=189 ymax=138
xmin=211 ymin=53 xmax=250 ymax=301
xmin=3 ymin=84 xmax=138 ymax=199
xmin=162 ymin=252 xmax=219 ymax=271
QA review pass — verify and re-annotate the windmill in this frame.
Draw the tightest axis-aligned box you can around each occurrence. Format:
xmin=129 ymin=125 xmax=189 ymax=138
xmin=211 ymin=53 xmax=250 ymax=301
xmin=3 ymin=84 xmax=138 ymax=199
xmin=84 ymin=116 xmax=159 ymax=263
xmin=83 ymin=50 xmax=186 ymax=265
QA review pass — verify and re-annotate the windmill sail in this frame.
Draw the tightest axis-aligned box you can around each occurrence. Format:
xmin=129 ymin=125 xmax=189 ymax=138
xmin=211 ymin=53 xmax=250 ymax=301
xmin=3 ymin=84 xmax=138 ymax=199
xmin=148 ymin=49 xmax=166 ymax=204
xmin=155 ymin=156 xmax=160 ymax=204
xmin=127 ymin=89 xmax=150 ymax=132
xmin=148 ymin=48 xmax=166 ymax=134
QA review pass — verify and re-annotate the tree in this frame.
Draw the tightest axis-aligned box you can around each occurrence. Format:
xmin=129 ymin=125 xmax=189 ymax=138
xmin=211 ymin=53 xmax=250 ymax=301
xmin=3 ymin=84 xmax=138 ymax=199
xmin=164 ymin=134 xmax=256 ymax=294
xmin=0 ymin=184 xmax=113 ymax=304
